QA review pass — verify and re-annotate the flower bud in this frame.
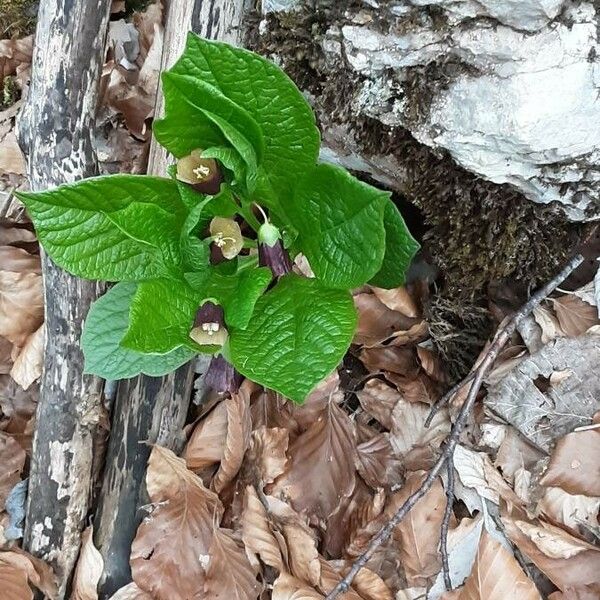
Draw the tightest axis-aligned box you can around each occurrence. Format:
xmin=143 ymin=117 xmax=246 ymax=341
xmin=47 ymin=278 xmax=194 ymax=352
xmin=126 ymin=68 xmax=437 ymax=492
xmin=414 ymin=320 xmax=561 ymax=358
xmin=258 ymin=222 xmax=292 ymax=278
xmin=189 ymin=301 xmax=228 ymax=347
xmin=209 ymin=217 xmax=243 ymax=260
xmin=205 ymin=354 xmax=243 ymax=394
xmin=176 ymin=149 xmax=222 ymax=195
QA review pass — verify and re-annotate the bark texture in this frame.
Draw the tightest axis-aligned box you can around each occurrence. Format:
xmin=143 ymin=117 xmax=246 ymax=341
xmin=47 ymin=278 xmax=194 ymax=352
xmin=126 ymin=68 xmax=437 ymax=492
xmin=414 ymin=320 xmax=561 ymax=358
xmin=16 ymin=0 xmax=111 ymax=596
xmin=93 ymin=1 xmax=253 ymax=596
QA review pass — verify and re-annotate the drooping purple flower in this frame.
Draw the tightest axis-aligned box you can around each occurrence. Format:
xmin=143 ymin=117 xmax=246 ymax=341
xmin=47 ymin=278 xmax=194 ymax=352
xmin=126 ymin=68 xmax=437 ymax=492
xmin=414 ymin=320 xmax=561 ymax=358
xmin=176 ymin=149 xmax=223 ymax=195
xmin=189 ymin=301 xmax=228 ymax=347
xmin=205 ymin=354 xmax=243 ymax=394
xmin=257 ymin=222 xmax=292 ymax=278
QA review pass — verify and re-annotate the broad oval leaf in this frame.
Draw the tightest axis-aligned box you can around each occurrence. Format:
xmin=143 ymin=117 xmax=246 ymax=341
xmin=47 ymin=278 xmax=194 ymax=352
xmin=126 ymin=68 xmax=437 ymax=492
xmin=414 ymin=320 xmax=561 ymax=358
xmin=369 ymin=200 xmax=420 ymax=289
xmin=16 ymin=176 xmax=187 ymax=281
xmin=288 ymin=163 xmax=387 ymax=289
xmin=155 ymin=33 xmax=320 ymax=201
xmin=228 ymin=274 xmax=357 ymax=403
xmin=82 ymin=282 xmax=194 ymax=379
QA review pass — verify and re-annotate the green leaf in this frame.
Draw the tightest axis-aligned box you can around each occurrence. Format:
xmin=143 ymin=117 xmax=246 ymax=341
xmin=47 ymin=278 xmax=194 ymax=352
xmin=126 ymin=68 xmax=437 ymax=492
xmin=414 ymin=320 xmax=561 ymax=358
xmin=288 ymin=163 xmax=388 ymax=289
xmin=369 ymin=200 xmax=420 ymax=289
xmin=16 ymin=175 xmax=187 ymax=281
xmin=156 ymin=33 xmax=320 ymax=201
xmin=82 ymin=283 xmax=194 ymax=379
xmin=121 ymin=279 xmax=200 ymax=354
xmin=228 ymin=274 xmax=357 ymax=403
xmin=201 ymin=267 xmax=272 ymax=330
xmin=155 ymin=72 xmax=264 ymax=164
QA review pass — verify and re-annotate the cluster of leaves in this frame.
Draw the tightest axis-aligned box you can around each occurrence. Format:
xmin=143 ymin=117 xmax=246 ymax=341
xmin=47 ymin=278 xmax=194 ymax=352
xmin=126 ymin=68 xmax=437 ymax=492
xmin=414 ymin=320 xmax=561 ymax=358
xmin=16 ymin=33 xmax=418 ymax=402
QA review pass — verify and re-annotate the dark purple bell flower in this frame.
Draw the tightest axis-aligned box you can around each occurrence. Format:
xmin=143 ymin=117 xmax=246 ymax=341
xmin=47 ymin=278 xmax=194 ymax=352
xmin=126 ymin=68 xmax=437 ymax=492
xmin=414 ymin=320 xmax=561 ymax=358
xmin=205 ymin=354 xmax=243 ymax=394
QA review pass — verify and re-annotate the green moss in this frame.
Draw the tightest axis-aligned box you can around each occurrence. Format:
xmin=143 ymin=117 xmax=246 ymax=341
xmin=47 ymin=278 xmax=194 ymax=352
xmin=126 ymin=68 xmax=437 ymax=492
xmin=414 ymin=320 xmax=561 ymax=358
xmin=0 ymin=0 xmax=37 ymax=37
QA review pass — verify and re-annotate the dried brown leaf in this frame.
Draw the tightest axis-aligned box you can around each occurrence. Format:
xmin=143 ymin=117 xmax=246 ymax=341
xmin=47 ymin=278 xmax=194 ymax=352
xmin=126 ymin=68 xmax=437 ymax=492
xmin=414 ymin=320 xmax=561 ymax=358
xmin=0 ymin=548 xmax=57 ymax=599
xmin=271 ymin=401 xmax=356 ymax=520
xmin=242 ymin=485 xmax=284 ymax=571
xmin=328 ymin=561 xmax=393 ymax=600
xmin=454 ymin=530 xmax=541 ymax=599
xmin=10 ymin=323 xmax=44 ymax=390
xmin=248 ymin=426 xmax=289 ymax=486
xmin=317 ymin=560 xmax=363 ymax=600
xmin=212 ymin=387 xmax=252 ymax=493
xmin=71 ymin=526 xmax=103 ymax=600
xmin=502 ymin=515 xmax=600 ymax=590
xmin=537 ymin=487 xmax=600 ymax=530
xmin=131 ymin=446 xmax=223 ymax=599
xmin=0 ymin=561 xmax=32 ymax=600
xmin=0 ymin=430 xmax=25 ymax=506
xmin=0 ymin=132 xmax=26 ymax=176
xmin=293 ymin=373 xmax=342 ymax=430
xmin=532 ymin=305 xmax=563 ymax=343
xmin=266 ymin=495 xmax=321 ymax=587
xmin=272 ymin=573 xmax=323 ymax=600
xmin=540 ymin=429 xmax=600 ymax=497
xmin=371 ymin=286 xmax=419 ymax=318
xmin=356 ymin=432 xmax=400 ymax=489
xmin=353 ymin=293 xmax=417 ymax=347
xmin=204 ymin=527 xmax=261 ymax=600
xmin=416 ymin=346 xmax=448 ymax=384
xmin=390 ymin=471 xmax=445 ymax=587
xmin=552 ymin=296 xmax=600 ymax=337
xmin=356 ymin=379 xmax=398 ymax=429
xmin=184 ymin=400 xmax=228 ymax=470
xmin=107 ymin=583 xmax=152 ymax=600
xmin=359 ymin=346 xmax=419 ymax=378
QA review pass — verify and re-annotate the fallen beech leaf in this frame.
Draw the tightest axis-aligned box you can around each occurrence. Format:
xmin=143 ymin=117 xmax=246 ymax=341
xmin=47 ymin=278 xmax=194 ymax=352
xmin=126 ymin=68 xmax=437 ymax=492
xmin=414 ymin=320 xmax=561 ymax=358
xmin=242 ymin=486 xmax=284 ymax=571
xmin=532 ymin=305 xmax=562 ymax=344
xmin=502 ymin=515 xmax=600 ymax=590
xmin=390 ymin=396 xmax=449 ymax=468
xmin=428 ymin=517 xmax=484 ymax=597
xmin=356 ymin=432 xmax=400 ymax=489
xmin=537 ymin=487 xmax=600 ymax=530
xmin=371 ymin=286 xmax=419 ymax=317
xmin=272 ymin=573 xmax=323 ymax=600
xmin=130 ymin=446 xmax=223 ymax=599
xmin=0 ymin=35 xmax=33 ymax=88
xmin=184 ymin=400 xmax=228 ymax=469
xmin=390 ymin=471 xmax=445 ymax=587
xmin=0 ymin=561 xmax=32 ymax=600
xmin=248 ymin=426 xmax=289 ymax=486
xmin=359 ymin=346 xmax=419 ymax=379
xmin=0 ymin=132 xmax=26 ymax=176
xmin=317 ymin=560 xmax=362 ymax=600
xmin=0 ymin=548 xmax=57 ymax=599
xmin=0 ymin=373 xmax=37 ymax=442
xmin=416 ymin=346 xmax=448 ymax=384
xmin=391 ymin=371 xmax=441 ymax=405
xmin=356 ymin=379 xmax=398 ymax=429
xmin=107 ymin=583 xmax=152 ymax=600
xmin=71 ymin=526 xmax=103 ymax=600
xmin=271 ymin=401 xmax=356 ymax=520
xmin=328 ymin=561 xmax=393 ymax=600
xmin=251 ymin=387 xmax=300 ymax=435
xmin=552 ymin=296 xmax=600 ymax=337
xmin=212 ymin=386 xmax=252 ymax=493
xmin=204 ymin=527 xmax=261 ymax=600
xmin=0 ymin=247 xmax=43 ymax=347
xmin=0 ymin=431 xmax=25 ymax=506
xmin=0 ymin=335 xmax=12 ymax=374
xmin=549 ymin=584 xmax=600 ymax=600
xmin=453 ymin=445 xmax=521 ymax=507
xmin=10 ymin=323 xmax=44 ymax=390
xmin=454 ymin=530 xmax=541 ymax=599
xmin=395 ymin=589 xmax=427 ymax=600
xmin=266 ymin=495 xmax=321 ymax=587
xmin=540 ymin=429 xmax=600 ymax=497
xmin=494 ymin=426 xmax=544 ymax=482
xmin=386 ymin=321 xmax=429 ymax=347
xmin=353 ymin=293 xmax=417 ymax=347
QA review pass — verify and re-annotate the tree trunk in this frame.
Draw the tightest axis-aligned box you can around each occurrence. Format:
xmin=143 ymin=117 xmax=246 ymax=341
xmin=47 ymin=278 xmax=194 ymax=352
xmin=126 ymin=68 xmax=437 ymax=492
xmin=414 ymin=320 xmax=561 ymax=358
xmin=16 ymin=0 xmax=111 ymax=596
xmin=93 ymin=1 xmax=253 ymax=596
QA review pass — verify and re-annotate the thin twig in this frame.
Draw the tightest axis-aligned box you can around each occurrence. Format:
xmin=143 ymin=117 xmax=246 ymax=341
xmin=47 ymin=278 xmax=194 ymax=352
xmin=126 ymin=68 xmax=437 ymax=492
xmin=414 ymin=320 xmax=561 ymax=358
xmin=441 ymin=455 xmax=455 ymax=591
xmin=324 ymin=254 xmax=583 ymax=600
xmin=425 ymin=371 xmax=475 ymax=428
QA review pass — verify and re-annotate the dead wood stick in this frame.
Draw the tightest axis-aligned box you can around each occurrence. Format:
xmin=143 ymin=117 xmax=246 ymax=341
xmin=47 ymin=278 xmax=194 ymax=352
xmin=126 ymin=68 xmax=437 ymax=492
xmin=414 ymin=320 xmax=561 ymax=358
xmin=440 ymin=455 xmax=455 ymax=590
xmin=325 ymin=254 xmax=584 ymax=600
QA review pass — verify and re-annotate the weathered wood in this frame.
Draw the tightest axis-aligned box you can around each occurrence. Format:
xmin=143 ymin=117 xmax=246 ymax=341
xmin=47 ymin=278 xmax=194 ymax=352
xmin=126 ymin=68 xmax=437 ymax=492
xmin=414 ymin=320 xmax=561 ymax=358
xmin=93 ymin=2 xmax=253 ymax=596
xmin=16 ymin=0 xmax=112 ymax=596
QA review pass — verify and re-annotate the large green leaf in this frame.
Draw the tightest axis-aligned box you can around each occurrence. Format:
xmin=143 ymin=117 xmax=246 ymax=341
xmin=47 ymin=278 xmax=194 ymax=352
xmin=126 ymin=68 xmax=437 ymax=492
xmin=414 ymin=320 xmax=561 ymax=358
xmin=228 ymin=274 xmax=357 ymax=403
xmin=82 ymin=283 xmax=194 ymax=379
xmin=16 ymin=176 xmax=186 ymax=281
xmin=287 ymin=163 xmax=388 ymax=289
xmin=121 ymin=279 xmax=200 ymax=354
xmin=188 ymin=267 xmax=272 ymax=330
xmin=369 ymin=200 xmax=420 ymax=289
xmin=155 ymin=33 xmax=320 ymax=201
